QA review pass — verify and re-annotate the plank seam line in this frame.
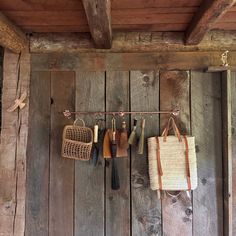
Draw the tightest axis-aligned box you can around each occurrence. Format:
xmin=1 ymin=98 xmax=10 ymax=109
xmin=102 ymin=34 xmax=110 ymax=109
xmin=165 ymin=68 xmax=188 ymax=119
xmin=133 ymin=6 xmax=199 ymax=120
xmin=129 ymin=71 xmax=132 ymax=236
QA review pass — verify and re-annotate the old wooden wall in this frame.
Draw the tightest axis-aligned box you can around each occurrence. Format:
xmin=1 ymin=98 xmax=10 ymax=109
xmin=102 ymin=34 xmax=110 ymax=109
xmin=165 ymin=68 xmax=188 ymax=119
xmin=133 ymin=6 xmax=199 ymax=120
xmin=0 ymin=50 xmax=30 ymax=236
xmin=25 ymin=55 xmax=224 ymax=236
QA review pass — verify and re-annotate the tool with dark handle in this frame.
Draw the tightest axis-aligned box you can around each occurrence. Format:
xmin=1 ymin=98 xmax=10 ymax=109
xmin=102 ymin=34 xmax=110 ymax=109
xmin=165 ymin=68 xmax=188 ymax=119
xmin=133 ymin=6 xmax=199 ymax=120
xmin=92 ymin=124 xmax=99 ymax=166
xmin=111 ymin=118 xmax=120 ymax=190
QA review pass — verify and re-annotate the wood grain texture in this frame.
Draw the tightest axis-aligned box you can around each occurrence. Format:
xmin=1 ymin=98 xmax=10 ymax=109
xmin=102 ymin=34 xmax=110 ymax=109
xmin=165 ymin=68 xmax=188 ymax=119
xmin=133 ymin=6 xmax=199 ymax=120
xmin=222 ymin=70 xmax=233 ymax=236
xmin=0 ymin=0 xmax=83 ymax=11
xmin=130 ymin=71 xmax=161 ymax=235
xmin=25 ymin=72 xmax=50 ymax=236
xmin=231 ymin=71 xmax=236 ymax=236
xmin=0 ymin=0 xmax=202 ymax=11
xmin=185 ymin=0 xmax=236 ymax=45
xmin=49 ymin=71 xmax=75 ymax=236
xmin=30 ymin=31 xmax=236 ymax=53
xmin=0 ymin=50 xmax=30 ymax=236
xmin=160 ymin=71 xmax=192 ymax=236
xmin=105 ymin=71 xmax=130 ymax=236
xmin=31 ymin=51 xmax=236 ymax=72
xmin=111 ymin=0 xmax=202 ymax=8
xmin=191 ymin=71 xmax=223 ymax=236
xmin=0 ymin=12 xmax=27 ymax=53
xmin=82 ymin=0 xmax=112 ymax=48
xmin=75 ymin=71 xmax=105 ymax=236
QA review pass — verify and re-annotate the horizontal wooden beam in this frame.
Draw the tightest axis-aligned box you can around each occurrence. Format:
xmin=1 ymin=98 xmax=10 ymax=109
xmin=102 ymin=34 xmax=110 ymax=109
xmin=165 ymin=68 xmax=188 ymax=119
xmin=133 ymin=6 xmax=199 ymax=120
xmin=185 ymin=0 xmax=236 ymax=45
xmin=30 ymin=31 xmax=236 ymax=53
xmin=82 ymin=0 xmax=112 ymax=48
xmin=31 ymin=51 xmax=236 ymax=71
xmin=0 ymin=12 xmax=27 ymax=53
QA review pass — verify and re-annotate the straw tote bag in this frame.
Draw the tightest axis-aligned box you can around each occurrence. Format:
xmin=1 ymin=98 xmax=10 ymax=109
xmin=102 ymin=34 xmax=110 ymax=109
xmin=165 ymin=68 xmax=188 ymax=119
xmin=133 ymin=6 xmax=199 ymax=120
xmin=148 ymin=117 xmax=197 ymax=194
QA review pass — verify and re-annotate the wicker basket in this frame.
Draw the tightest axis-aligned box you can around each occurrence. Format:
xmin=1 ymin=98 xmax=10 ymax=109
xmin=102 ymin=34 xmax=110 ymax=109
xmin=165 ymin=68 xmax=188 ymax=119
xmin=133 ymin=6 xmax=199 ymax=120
xmin=61 ymin=118 xmax=93 ymax=161
xmin=148 ymin=117 xmax=197 ymax=192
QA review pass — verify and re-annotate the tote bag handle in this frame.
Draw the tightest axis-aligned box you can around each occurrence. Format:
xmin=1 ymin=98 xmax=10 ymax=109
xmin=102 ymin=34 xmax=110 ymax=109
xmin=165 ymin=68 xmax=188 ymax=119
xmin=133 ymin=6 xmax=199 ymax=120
xmin=161 ymin=117 xmax=182 ymax=142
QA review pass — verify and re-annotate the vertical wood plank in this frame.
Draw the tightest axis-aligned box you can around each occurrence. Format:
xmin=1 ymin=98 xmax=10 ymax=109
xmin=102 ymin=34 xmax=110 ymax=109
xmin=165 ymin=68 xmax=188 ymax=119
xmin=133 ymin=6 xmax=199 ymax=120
xmin=160 ymin=71 xmax=192 ymax=236
xmin=231 ymin=71 xmax=236 ymax=236
xmin=222 ymin=70 xmax=233 ymax=236
xmin=130 ymin=71 xmax=162 ymax=235
xmin=25 ymin=72 xmax=50 ymax=236
xmin=49 ymin=71 xmax=75 ymax=236
xmin=105 ymin=71 xmax=130 ymax=236
xmin=75 ymin=71 xmax=105 ymax=236
xmin=191 ymin=71 xmax=223 ymax=236
xmin=0 ymin=50 xmax=30 ymax=236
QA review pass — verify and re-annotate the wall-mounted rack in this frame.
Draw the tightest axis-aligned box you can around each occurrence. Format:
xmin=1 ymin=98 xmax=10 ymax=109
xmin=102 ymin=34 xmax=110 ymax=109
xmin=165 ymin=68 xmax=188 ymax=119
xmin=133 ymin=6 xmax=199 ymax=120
xmin=63 ymin=109 xmax=180 ymax=119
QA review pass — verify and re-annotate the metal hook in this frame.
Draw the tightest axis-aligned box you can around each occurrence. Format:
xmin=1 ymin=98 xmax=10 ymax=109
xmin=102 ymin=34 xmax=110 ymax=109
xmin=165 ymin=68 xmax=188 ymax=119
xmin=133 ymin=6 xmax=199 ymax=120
xmin=221 ymin=50 xmax=229 ymax=67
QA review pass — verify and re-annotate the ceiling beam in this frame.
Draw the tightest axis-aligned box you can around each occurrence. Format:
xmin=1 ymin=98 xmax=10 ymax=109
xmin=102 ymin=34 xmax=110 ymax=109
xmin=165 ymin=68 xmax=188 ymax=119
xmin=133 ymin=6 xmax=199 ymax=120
xmin=0 ymin=12 xmax=27 ymax=53
xmin=30 ymin=31 xmax=236 ymax=53
xmin=81 ymin=0 xmax=112 ymax=49
xmin=185 ymin=0 xmax=236 ymax=45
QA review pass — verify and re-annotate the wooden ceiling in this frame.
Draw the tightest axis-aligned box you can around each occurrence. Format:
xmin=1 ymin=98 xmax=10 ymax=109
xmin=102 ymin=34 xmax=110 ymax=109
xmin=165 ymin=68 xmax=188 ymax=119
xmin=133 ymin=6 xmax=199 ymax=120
xmin=0 ymin=0 xmax=236 ymax=33
xmin=1 ymin=0 xmax=236 ymax=52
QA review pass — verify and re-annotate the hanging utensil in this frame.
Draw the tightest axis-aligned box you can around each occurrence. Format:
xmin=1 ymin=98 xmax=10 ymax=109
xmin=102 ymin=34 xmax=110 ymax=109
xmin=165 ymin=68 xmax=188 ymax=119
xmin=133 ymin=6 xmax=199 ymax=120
xmin=92 ymin=120 xmax=105 ymax=166
xmin=110 ymin=117 xmax=120 ymax=190
xmin=128 ymin=118 xmax=138 ymax=145
xmin=92 ymin=124 xmax=99 ymax=166
xmin=138 ymin=118 xmax=145 ymax=155
xmin=120 ymin=120 xmax=129 ymax=150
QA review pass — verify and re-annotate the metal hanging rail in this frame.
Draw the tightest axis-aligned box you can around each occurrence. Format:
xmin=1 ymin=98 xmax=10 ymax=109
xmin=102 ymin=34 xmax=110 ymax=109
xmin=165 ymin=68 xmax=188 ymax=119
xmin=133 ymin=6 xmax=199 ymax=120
xmin=63 ymin=109 xmax=180 ymax=119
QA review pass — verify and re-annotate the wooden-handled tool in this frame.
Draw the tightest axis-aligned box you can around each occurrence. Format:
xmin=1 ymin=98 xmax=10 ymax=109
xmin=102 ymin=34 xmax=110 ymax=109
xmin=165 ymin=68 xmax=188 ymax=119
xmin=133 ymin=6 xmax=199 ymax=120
xmin=92 ymin=122 xmax=105 ymax=166
xmin=120 ymin=120 xmax=129 ymax=149
xmin=110 ymin=117 xmax=120 ymax=190
xmin=128 ymin=118 xmax=137 ymax=145
xmin=92 ymin=124 xmax=99 ymax=166
xmin=138 ymin=118 xmax=145 ymax=155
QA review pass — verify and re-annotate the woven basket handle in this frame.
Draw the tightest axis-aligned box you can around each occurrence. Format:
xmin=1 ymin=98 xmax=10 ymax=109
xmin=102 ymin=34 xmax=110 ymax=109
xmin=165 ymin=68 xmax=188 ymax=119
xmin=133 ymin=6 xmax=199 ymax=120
xmin=73 ymin=118 xmax=85 ymax=127
xmin=161 ymin=117 xmax=182 ymax=142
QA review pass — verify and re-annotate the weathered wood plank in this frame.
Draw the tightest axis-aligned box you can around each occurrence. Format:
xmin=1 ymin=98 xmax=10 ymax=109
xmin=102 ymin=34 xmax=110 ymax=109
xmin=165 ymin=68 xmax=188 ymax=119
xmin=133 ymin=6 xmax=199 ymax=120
xmin=130 ymin=71 xmax=161 ymax=235
xmin=75 ymin=71 xmax=105 ymax=236
xmin=222 ymin=70 xmax=233 ymax=236
xmin=25 ymin=72 xmax=50 ymax=236
xmin=49 ymin=71 xmax=75 ymax=236
xmin=0 ymin=49 xmax=30 ymax=236
xmin=231 ymin=71 xmax=236 ymax=236
xmin=0 ymin=0 xmax=202 ymax=11
xmin=30 ymin=31 xmax=236 ymax=53
xmin=105 ymin=71 xmax=130 ymax=236
xmin=30 ymin=51 xmax=236 ymax=72
xmin=82 ymin=0 xmax=112 ymax=48
xmin=191 ymin=71 xmax=223 ymax=236
xmin=0 ymin=12 xmax=27 ymax=53
xmin=160 ymin=71 xmax=192 ymax=236
xmin=185 ymin=0 xmax=236 ymax=45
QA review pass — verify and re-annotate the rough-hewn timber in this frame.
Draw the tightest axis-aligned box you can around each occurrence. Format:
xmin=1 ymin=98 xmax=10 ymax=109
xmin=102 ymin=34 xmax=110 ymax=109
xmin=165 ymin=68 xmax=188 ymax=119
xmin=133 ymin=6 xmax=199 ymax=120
xmin=81 ymin=0 xmax=112 ymax=48
xmin=31 ymin=51 xmax=236 ymax=72
xmin=30 ymin=31 xmax=236 ymax=53
xmin=0 ymin=12 xmax=27 ymax=53
xmin=186 ymin=0 xmax=236 ymax=45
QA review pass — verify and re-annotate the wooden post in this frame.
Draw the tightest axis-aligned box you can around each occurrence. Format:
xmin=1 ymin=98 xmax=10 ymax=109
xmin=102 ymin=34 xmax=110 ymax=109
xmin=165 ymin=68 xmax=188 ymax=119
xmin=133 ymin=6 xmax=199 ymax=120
xmin=222 ymin=70 xmax=233 ymax=236
xmin=0 ymin=49 xmax=30 ymax=236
